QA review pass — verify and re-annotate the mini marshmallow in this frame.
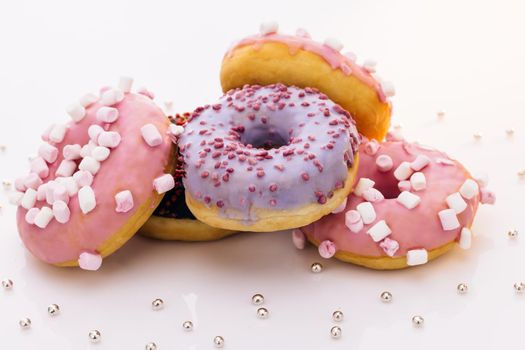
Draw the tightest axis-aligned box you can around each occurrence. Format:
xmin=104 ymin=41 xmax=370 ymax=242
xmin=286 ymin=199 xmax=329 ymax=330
xmin=141 ymin=124 xmax=163 ymax=147
xmin=78 ymin=156 xmax=101 ymax=175
xmin=259 ymin=21 xmax=278 ymax=35
xmin=324 ymin=37 xmax=343 ymax=51
xmin=376 ymin=154 xmax=394 ymax=172
xmin=78 ymin=186 xmax=96 ymax=214
xmin=34 ymin=206 xmax=54 ymax=229
xmin=410 ymin=155 xmax=431 ymax=171
xmin=367 ymin=220 xmax=392 ymax=242
xmin=362 ymin=188 xmax=385 ymax=203
xmin=153 ymin=174 xmax=175 ymax=194
xmin=52 ymin=200 xmax=70 ymax=224
xmin=137 ymin=87 xmax=154 ymax=99
xmin=41 ymin=124 xmax=54 ymax=142
xmin=356 ymin=202 xmax=376 ymax=224
xmin=49 ymin=124 xmax=67 ymax=143
xmin=393 ymin=161 xmax=414 ymax=181
xmin=344 ymin=51 xmax=357 ymax=61
xmin=381 ymin=81 xmax=396 ymax=97
xmin=52 ymin=183 xmax=69 ymax=204
xmin=25 ymin=207 xmax=40 ymax=225
xmin=446 ymin=192 xmax=467 ymax=214
xmin=318 ymin=240 xmax=336 ymax=259
xmin=79 ymin=93 xmax=98 ymax=107
xmin=459 ymin=227 xmax=472 ymax=250
xmin=36 ymin=183 xmax=47 ymax=201
xmin=88 ymin=124 xmax=104 ymax=142
xmin=38 ymin=143 xmax=58 ymax=163
xmin=362 ymin=59 xmax=377 ymax=73
xmin=397 ymin=191 xmax=421 ymax=209
xmin=292 ymin=229 xmax=306 ymax=250
xmin=331 ymin=197 xmax=347 ymax=214
xmin=406 ymin=249 xmax=428 ymax=266
xmin=473 ymin=172 xmax=489 ymax=188
xmin=15 ymin=176 xmax=27 ymax=192
xmin=97 ymin=131 xmax=121 ymax=148
xmin=63 ymin=144 xmax=82 ymax=160
xmin=91 ymin=146 xmax=110 ymax=162
xmin=8 ymin=191 xmax=24 ymax=206
xmin=398 ymin=180 xmax=411 ymax=192
xmin=364 ymin=139 xmax=380 ymax=155
xmin=354 ymin=178 xmax=375 ymax=197
xmin=168 ymin=124 xmax=184 ymax=137
xmin=295 ymin=28 xmax=311 ymax=38
xmin=73 ymin=170 xmax=93 ymax=187
xmin=58 ymin=176 xmax=79 ymax=196
xmin=118 ymin=76 xmax=133 ymax=93
xmin=21 ymin=188 xmax=38 ymax=209
xmin=480 ymin=188 xmax=496 ymax=205
xmin=460 ymin=179 xmax=479 ymax=200
xmin=410 ymin=172 xmax=427 ymax=191
xmin=80 ymin=142 xmax=96 ymax=158
xmin=96 ymin=106 xmax=119 ymax=123
xmin=438 ymin=208 xmax=460 ymax=231
xmin=78 ymin=252 xmax=102 ymax=271
xmin=100 ymin=88 xmax=124 ymax=106
xmin=55 ymin=160 xmax=77 ymax=177
xmin=436 ymin=157 xmax=455 ymax=166
xmin=379 ymin=237 xmax=399 ymax=257
xmin=24 ymin=173 xmax=43 ymax=190
xmin=30 ymin=157 xmax=49 ymax=178
xmin=345 ymin=210 xmax=364 ymax=233
xmin=44 ymin=181 xmax=57 ymax=205
xmin=66 ymin=103 xmax=86 ymax=122
xmin=115 ymin=190 xmax=134 ymax=213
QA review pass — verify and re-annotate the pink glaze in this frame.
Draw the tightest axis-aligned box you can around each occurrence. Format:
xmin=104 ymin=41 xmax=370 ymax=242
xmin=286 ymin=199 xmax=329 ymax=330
xmin=301 ymin=140 xmax=493 ymax=259
xmin=17 ymin=92 xmax=172 ymax=266
xmin=226 ymin=33 xmax=387 ymax=102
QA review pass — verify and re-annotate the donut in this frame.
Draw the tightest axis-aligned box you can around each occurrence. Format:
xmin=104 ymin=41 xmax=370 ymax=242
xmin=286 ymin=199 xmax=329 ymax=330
xmin=13 ymin=78 xmax=176 ymax=270
xmin=179 ymin=84 xmax=360 ymax=232
xmin=296 ymin=139 xmax=495 ymax=270
xmin=139 ymin=114 xmax=236 ymax=242
xmin=220 ymin=22 xmax=394 ymax=141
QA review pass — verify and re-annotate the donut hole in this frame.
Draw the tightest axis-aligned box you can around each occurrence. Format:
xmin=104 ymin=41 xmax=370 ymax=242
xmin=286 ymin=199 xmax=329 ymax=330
xmin=373 ymin=174 xmax=401 ymax=199
xmin=240 ymin=125 xmax=289 ymax=149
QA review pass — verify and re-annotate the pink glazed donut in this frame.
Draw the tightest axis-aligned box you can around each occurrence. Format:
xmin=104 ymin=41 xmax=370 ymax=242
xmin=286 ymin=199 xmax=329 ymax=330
xmin=13 ymin=78 xmax=176 ymax=270
xmin=296 ymin=138 xmax=495 ymax=270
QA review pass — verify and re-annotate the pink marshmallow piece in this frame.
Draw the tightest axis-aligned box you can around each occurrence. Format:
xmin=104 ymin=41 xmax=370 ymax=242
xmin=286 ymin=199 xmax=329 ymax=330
xmin=73 ymin=170 xmax=93 ymax=187
xmin=318 ymin=240 xmax=337 ymax=259
xmin=376 ymin=154 xmax=393 ymax=172
xmin=63 ymin=144 xmax=82 ymax=160
xmin=24 ymin=173 xmax=43 ymax=190
xmin=115 ymin=190 xmax=134 ymax=213
xmin=25 ymin=207 xmax=40 ymax=225
xmin=56 ymin=160 xmax=77 ymax=177
xmin=30 ymin=157 xmax=49 ymax=178
xmin=379 ymin=237 xmax=400 ymax=257
xmin=480 ymin=188 xmax=496 ymax=204
xmin=345 ymin=210 xmax=363 ymax=233
xmin=96 ymin=106 xmax=119 ymax=123
xmin=292 ymin=229 xmax=306 ymax=250
xmin=15 ymin=176 xmax=27 ymax=192
xmin=52 ymin=184 xmax=70 ymax=204
xmin=38 ymin=143 xmax=58 ymax=163
xmin=53 ymin=200 xmax=71 ymax=224
xmin=141 ymin=124 xmax=163 ymax=147
xmin=364 ymin=139 xmax=380 ymax=155
xmin=153 ymin=174 xmax=175 ymax=194
xmin=97 ymin=131 xmax=121 ymax=148
xmin=362 ymin=188 xmax=385 ymax=203
xmin=78 ymin=252 xmax=103 ymax=271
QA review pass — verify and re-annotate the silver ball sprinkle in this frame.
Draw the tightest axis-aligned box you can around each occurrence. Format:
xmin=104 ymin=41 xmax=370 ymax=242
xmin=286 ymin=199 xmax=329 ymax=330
xmin=332 ymin=310 xmax=344 ymax=322
xmin=506 ymin=128 xmax=515 ymax=137
xmin=182 ymin=320 xmax=193 ymax=331
xmin=311 ymin=262 xmax=323 ymax=273
xmin=251 ymin=293 xmax=264 ymax=305
xmin=330 ymin=326 xmax=342 ymax=339
xmin=437 ymin=110 xmax=446 ymax=120
xmin=0 ymin=145 xmax=6 ymax=153
xmin=88 ymin=330 xmax=101 ymax=343
xmin=19 ymin=318 xmax=31 ymax=329
xmin=514 ymin=282 xmax=525 ymax=293
xmin=457 ymin=283 xmax=468 ymax=294
xmin=380 ymin=291 xmax=393 ymax=303
xmin=2 ymin=278 xmax=13 ymax=290
xmin=213 ymin=336 xmax=225 ymax=348
xmin=47 ymin=303 xmax=60 ymax=316
xmin=151 ymin=298 xmax=164 ymax=311
xmin=508 ymin=229 xmax=519 ymax=239
xmin=473 ymin=132 xmax=483 ymax=141
xmin=2 ymin=180 xmax=12 ymax=191
xmin=145 ymin=342 xmax=157 ymax=350
xmin=257 ymin=307 xmax=269 ymax=319
xmin=518 ymin=170 xmax=525 ymax=178
xmin=412 ymin=315 xmax=424 ymax=327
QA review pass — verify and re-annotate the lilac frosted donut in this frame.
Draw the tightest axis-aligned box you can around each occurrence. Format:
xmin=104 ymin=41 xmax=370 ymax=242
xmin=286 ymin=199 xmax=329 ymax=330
xmin=179 ymin=84 xmax=360 ymax=231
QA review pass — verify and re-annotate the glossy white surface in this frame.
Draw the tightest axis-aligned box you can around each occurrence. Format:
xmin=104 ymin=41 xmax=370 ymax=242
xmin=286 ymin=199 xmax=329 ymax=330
xmin=0 ymin=0 xmax=524 ymax=349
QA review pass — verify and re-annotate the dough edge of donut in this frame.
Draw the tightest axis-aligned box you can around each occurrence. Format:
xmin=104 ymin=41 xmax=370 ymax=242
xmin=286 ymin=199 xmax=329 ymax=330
xmin=138 ymin=216 xmax=236 ymax=241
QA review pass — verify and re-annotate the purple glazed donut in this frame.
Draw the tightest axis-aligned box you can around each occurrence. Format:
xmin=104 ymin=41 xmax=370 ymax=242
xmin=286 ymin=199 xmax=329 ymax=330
xmin=179 ymin=84 xmax=360 ymax=232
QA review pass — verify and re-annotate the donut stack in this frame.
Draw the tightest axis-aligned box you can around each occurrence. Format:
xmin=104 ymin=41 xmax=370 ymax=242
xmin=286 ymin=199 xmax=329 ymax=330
xmin=12 ymin=23 xmax=495 ymax=271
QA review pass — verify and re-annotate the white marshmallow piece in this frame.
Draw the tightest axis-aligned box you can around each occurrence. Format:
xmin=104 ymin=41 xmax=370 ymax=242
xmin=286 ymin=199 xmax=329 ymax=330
xmin=259 ymin=21 xmax=278 ymax=35
xmin=78 ymin=252 xmax=102 ymax=271
xmin=91 ymin=146 xmax=110 ymax=162
xmin=168 ymin=124 xmax=184 ymax=137
xmin=66 ymin=103 xmax=86 ymax=122
xmin=78 ymin=156 xmax=101 ymax=175
xmin=118 ymin=76 xmax=133 ymax=93
xmin=410 ymin=172 xmax=427 ymax=191
xmin=345 ymin=210 xmax=364 ymax=233
xmin=394 ymin=161 xmax=414 ymax=181
xmin=97 ymin=131 xmax=121 ymax=148
xmin=438 ymin=208 xmax=460 ymax=231
xmin=410 ymin=155 xmax=431 ymax=171
xmin=460 ymin=179 xmax=479 ymax=200
xmin=49 ymin=124 xmax=67 ymax=143
xmin=59 ymin=176 xmax=79 ymax=196
xmin=381 ymin=81 xmax=396 ymax=97
xmin=398 ymin=180 xmax=411 ymax=192
xmin=25 ymin=207 xmax=40 ymax=225
xmin=153 ymin=174 xmax=175 ymax=194
xmin=100 ymin=88 xmax=124 ymax=106
xmin=141 ymin=124 xmax=163 ymax=147
xmin=23 ymin=173 xmax=43 ymax=190
xmin=356 ymin=202 xmax=376 ymax=224
xmin=78 ymin=186 xmax=96 ymax=214
xmin=446 ymin=192 xmax=467 ymax=214
xmin=364 ymin=139 xmax=380 ymax=155
xmin=96 ymin=106 xmax=119 ymax=123
xmin=362 ymin=59 xmax=377 ymax=73
xmin=115 ymin=190 xmax=134 ymax=213
xmin=331 ymin=197 xmax=347 ymax=214
xmin=376 ymin=154 xmax=394 ymax=172
xmin=88 ymin=124 xmax=104 ymax=142
xmin=324 ymin=37 xmax=343 ymax=51
xmin=362 ymin=188 xmax=385 ymax=203
xmin=21 ymin=188 xmax=38 ymax=209
xmin=38 ymin=143 xmax=58 ymax=163
xmin=367 ymin=220 xmax=392 ymax=242
xmin=56 ymin=160 xmax=77 ymax=177
xmin=53 ymin=200 xmax=71 ymax=224
xmin=73 ymin=170 xmax=93 ymax=187
xmin=9 ymin=191 xmax=24 ymax=206
xmin=62 ymin=144 xmax=82 ymax=160
xmin=354 ymin=178 xmax=375 ymax=197
xmin=30 ymin=157 xmax=49 ymax=178
xmin=406 ymin=249 xmax=428 ymax=266
xmin=80 ymin=143 xmax=96 ymax=158
xmin=292 ymin=229 xmax=306 ymax=250
xmin=397 ymin=191 xmax=421 ymax=209
xmin=459 ymin=227 xmax=472 ymax=250
xmin=34 ymin=206 xmax=54 ymax=229
xmin=79 ymin=93 xmax=98 ymax=107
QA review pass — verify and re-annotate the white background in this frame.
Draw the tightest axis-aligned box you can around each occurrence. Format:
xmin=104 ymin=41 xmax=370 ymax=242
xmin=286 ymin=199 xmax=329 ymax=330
xmin=1 ymin=0 xmax=524 ymax=349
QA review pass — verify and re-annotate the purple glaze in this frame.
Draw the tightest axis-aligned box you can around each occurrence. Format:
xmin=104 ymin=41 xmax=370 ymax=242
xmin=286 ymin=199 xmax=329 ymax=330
xmin=180 ymin=84 xmax=360 ymax=221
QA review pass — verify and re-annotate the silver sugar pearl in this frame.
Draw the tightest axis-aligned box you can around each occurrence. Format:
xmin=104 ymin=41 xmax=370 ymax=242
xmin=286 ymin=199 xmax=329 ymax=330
xmin=473 ymin=132 xmax=483 ymax=141
xmin=47 ymin=303 xmax=60 ymax=316
xmin=2 ymin=180 xmax=12 ymax=190
xmin=151 ymin=298 xmax=164 ymax=310
xmin=251 ymin=293 xmax=264 ymax=305
xmin=437 ymin=110 xmax=446 ymax=120
xmin=182 ymin=320 xmax=193 ymax=331
xmin=457 ymin=283 xmax=468 ymax=294
xmin=19 ymin=318 xmax=31 ymax=329
xmin=330 ymin=326 xmax=342 ymax=339
xmin=380 ymin=291 xmax=393 ymax=303
xmin=145 ymin=342 xmax=157 ymax=350
xmin=257 ymin=307 xmax=269 ymax=319
xmin=88 ymin=330 xmax=101 ymax=343
xmin=213 ymin=336 xmax=225 ymax=348
xmin=412 ymin=315 xmax=424 ymax=327
xmin=506 ymin=128 xmax=515 ymax=137
xmin=332 ymin=310 xmax=344 ymax=322
xmin=508 ymin=229 xmax=519 ymax=238
xmin=2 ymin=278 xmax=13 ymax=290
xmin=311 ymin=262 xmax=323 ymax=273
xmin=517 ymin=170 xmax=525 ymax=178
xmin=514 ymin=282 xmax=525 ymax=293
xmin=0 ymin=145 xmax=6 ymax=153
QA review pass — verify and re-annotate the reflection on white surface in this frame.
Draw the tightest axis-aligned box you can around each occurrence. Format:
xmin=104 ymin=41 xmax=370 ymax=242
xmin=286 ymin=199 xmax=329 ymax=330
xmin=0 ymin=0 xmax=524 ymax=349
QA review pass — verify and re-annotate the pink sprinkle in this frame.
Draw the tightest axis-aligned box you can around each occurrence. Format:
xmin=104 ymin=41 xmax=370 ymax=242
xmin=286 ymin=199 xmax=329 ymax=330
xmin=257 ymin=170 xmax=265 ymax=177
xmin=201 ymin=171 xmax=209 ymax=178
xmin=52 ymin=200 xmax=71 ymax=224
xmin=480 ymin=188 xmax=496 ymax=205
xmin=38 ymin=143 xmax=58 ymax=163
xmin=269 ymin=199 xmax=277 ymax=206
xmin=141 ymin=124 xmax=163 ymax=147
xmin=379 ymin=238 xmax=399 ymax=257
xmin=318 ymin=240 xmax=336 ymax=259
xmin=301 ymin=172 xmax=310 ymax=181
xmin=269 ymin=183 xmax=278 ymax=192
xmin=248 ymin=185 xmax=256 ymax=192
xmin=216 ymin=200 xmax=225 ymax=208
xmin=78 ymin=252 xmax=103 ymax=271
xmin=153 ymin=174 xmax=175 ymax=194
xmin=115 ymin=190 xmax=134 ymax=213
xmin=30 ymin=157 xmax=49 ymax=178
xmin=292 ymin=229 xmax=306 ymax=249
